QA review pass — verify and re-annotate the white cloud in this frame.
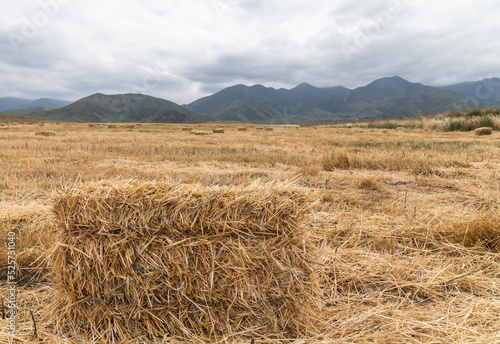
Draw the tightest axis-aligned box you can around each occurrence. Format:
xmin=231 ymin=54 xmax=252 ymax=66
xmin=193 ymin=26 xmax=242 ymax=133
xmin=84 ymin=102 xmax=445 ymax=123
xmin=1 ymin=0 xmax=500 ymax=104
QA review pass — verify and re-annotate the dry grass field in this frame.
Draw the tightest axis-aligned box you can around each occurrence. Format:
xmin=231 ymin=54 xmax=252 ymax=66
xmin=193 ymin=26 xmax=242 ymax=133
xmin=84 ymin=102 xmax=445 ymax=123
xmin=1 ymin=120 xmax=500 ymax=343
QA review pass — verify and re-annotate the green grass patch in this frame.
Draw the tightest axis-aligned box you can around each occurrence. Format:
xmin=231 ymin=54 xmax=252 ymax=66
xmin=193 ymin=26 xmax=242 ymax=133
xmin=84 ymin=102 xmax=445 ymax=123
xmin=446 ymin=115 xmax=500 ymax=131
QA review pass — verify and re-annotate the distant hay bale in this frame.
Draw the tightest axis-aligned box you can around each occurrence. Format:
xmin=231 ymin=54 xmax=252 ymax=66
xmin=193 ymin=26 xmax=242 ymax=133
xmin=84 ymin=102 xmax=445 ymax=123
xmin=0 ymin=127 xmax=9 ymax=130
xmin=108 ymin=124 xmax=117 ymax=129
xmin=88 ymin=124 xmax=98 ymax=127
xmin=212 ymin=127 xmax=225 ymax=133
xmin=237 ymin=127 xmax=248 ymax=131
xmin=0 ymin=123 xmax=6 ymax=127
xmin=35 ymin=131 xmax=56 ymax=137
xmin=475 ymin=127 xmax=492 ymax=136
xmin=256 ymin=127 xmax=264 ymax=130
xmin=182 ymin=126 xmax=193 ymax=132
xmin=123 ymin=124 xmax=135 ymax=129
xmin=47 ymin=179 xmax=324 ymax=342
xmin=38 ymin=123 xmax=45 ymax=126
xmin=194 ymin=130 xmax=211 ymax=136
xmin=265 ymin=127 xmax=274 ymax=131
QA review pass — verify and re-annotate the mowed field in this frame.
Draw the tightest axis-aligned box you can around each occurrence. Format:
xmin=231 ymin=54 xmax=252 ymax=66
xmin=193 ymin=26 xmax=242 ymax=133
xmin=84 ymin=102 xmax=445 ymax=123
xmin=1 ymin=121 xmax=500 ymax=343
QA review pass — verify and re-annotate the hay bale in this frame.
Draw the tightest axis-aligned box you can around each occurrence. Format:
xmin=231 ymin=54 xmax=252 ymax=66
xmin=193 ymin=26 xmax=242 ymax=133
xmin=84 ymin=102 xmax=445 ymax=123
xmin=0 ymin=127 xmax=9 ymax=131
xmin=108 ymin=124 xmax=117 ymax=129
xmin=123 ymin=124 xmax=135 ymax=129
xmin=48 ymin=179 xmax=324 ymax=342
xmin=265 ymin=127 xmax=274 ymax=131
xmin=256 ymin=127 xmax=264 ymax=130
xmin=88 ymin=124 xmax=98 ymax=127
xmin=194 ymin=131 xmax=211 ymax=136
xmin=237 ymin=127 xmax=248 ymax=131
xmin=212 ymin=127 xmax=225 ymax=134
xmin=182 ymin=127 xmax=193 ymax=132
xmin=35 ymin=131 xmax=56 ymax=137
xmin=38 ymin=123 xmax=45 ymax=126
xmin=475 ymin=127 xmax=492 ymax=136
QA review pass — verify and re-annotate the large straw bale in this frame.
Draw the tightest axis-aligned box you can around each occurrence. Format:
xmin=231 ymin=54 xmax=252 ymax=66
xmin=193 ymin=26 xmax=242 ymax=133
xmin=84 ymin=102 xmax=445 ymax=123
xmin=48 ymin=179 xmax=324 ymax=342
xmin=212 ymin=127 xmax=225 ymax=133
xmin=475 ymin=127 xmax=492 ymax=136
xmin=238 ymin=127 xmax=248 ymax=131
xmin=181 ymin=126 xmax=192 ymax=131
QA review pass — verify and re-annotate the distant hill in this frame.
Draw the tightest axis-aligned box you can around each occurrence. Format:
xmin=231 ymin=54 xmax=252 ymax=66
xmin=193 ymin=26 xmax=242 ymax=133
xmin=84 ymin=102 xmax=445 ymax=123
xmin=345 ymin=76 xmax=424 ymax=104
xmin=187 ymin=76 xmax=480 ymax=124
xmin=186 ymin=83 xmax=351 ymax=123
xmin=438 ymin=77 xmax=500 ymax=106
xmin=0 ymin=97 xmax=71 ymax=112
xmin=34 ymin=93 xmax=211 ymax=123
xmin=0 ymin=98 xmax=33 ymax=112
xmin=377 ymin=87 xmax=467 ymax=118
xmin=29 ymin=98 xmax=72 ymax=108
xmin=0 ymin=112 xmax=39 ymax=123
xmin=5 ymin=106 xmax=58 ymax=117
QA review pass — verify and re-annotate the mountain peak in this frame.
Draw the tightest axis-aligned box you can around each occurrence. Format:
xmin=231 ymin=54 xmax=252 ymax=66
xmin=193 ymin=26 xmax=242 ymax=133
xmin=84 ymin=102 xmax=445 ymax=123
xmin=358 ymin=76 xmax=424 ymax=97
xmin=370 ymin=76 xmax=413 ymax=86
xmin=292 ymin=82 xmax=316 ymax=90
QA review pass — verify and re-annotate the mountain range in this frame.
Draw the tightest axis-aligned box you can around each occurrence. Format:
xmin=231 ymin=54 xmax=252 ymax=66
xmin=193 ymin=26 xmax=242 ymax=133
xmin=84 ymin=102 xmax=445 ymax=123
xmin=186 ymin=76 xmax=497 ymax=124
xmin=3 ymin=76 xmax=500 ymax=124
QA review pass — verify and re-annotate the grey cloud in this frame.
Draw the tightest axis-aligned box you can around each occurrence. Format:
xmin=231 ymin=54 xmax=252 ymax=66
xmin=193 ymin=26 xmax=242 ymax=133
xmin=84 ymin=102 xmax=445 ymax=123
xmin=185 ymin=51 xmax=309 ymax=86
xmin=1 ymin=0 xmax=500 ymax=105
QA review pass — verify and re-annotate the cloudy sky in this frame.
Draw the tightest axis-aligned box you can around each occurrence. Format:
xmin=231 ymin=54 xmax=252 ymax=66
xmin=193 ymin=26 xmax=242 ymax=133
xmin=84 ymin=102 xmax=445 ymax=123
xmin=2 ymin=0 xmax=500 ymax=104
